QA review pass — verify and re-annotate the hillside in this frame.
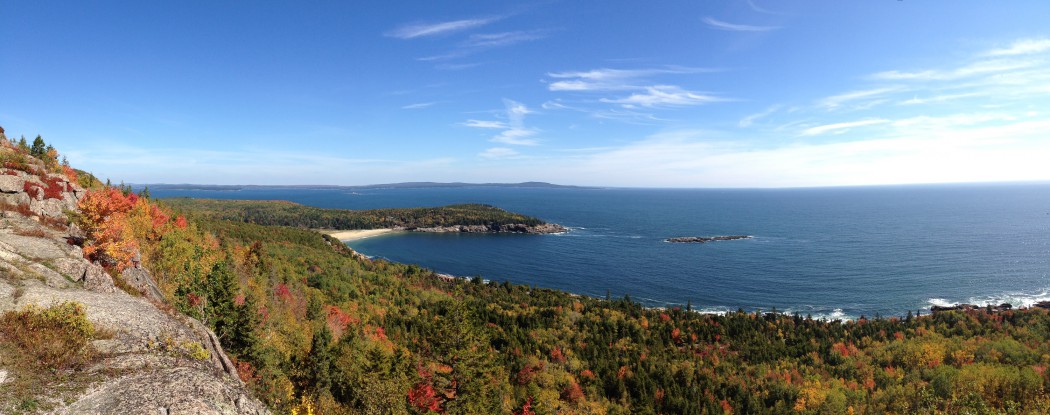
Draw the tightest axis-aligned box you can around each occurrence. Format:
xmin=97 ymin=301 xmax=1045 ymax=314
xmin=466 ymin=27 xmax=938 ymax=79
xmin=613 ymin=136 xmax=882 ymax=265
xmin=0 ymin=135 xmax=267 ymax=414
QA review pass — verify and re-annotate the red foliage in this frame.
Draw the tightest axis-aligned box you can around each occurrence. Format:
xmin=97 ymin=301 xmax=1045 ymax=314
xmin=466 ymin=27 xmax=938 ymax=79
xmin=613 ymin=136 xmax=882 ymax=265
xmin=516 ymin=362 xmax=545 ymax=385
xmin=655 ymin=388 xmax=666 ymax=404
xmin=671 ymin=327 xmax=683 ymax=344
xmin=174 ymin=215 xmax=188 ymax=229
xmin=1 ymin=169 xmax=16 ymax=176
xmin=374 ymin=326 xmax=387 ymax=341
xmin=23 ymin=181 xmax=43 ymax=199
xmin=408 ymin=365 xmax=444 ymax=413
xmin=514 ymin=397 xmax=535 ymax=415
xmin=659 ymin=313 xmax=672 ymax=322
xmin=41 ymin=176 xmax=66 ymax=199
xmin=235 ymin=359 xmax=259 ymax=384
xmin=580 ymin=369 xmax=596 ymax=380
xmin=561 ymin=381 xmax=584 ymax=403
xmin=187 ymin=292 xmax=204 ymax=308
xmin=274 ymin=283 xmax=293 ymax=302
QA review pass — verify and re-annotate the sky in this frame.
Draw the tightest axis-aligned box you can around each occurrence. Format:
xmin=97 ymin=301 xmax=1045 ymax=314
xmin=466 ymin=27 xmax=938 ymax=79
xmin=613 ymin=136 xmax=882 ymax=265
xmin=2 ymin=1 xmax=1049 ymax=187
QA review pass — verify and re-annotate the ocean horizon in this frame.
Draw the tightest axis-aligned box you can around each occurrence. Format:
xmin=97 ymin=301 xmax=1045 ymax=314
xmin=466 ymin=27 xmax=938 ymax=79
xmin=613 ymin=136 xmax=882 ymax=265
xmin=152 ymin=181 xmax=1050 ymax=320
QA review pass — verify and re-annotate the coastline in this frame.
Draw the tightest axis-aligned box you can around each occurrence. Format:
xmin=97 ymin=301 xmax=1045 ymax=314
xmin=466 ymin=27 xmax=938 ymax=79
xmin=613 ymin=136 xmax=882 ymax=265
xmin=319 ymin=228 xmax=397 ymax=241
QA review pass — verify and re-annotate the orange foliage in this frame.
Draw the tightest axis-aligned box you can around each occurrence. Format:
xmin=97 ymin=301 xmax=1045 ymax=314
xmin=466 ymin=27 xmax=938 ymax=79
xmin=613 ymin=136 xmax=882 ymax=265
xmin=77 ymin=187 xmax=184 ymax=271
xmin=62 ymin=165 xmax=77 ymax=182
xmin=550 ymin=347 xmax=566 ymax=364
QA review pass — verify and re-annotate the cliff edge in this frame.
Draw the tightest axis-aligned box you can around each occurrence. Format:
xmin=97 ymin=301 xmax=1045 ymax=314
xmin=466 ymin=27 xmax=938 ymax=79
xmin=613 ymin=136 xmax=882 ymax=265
xmin=0 ymin=148 xmax=268 ymax=413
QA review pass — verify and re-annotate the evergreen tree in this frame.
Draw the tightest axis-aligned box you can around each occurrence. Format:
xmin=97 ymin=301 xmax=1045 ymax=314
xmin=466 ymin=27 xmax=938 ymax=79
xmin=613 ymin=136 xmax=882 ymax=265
xmin=17 ymin=136 xmax=29 ymax=152
xmin=308 ymin=325 xmax=334 ymax=398
xmin=226 ymin=294 xmax=261 ymax=363
xmin=30 ymin=135 xmax=46 ymax=157
xmin=139 ymin=186 xmax=151 ymax=199
xmin=206 ymin=262 xmax=237 ymax=336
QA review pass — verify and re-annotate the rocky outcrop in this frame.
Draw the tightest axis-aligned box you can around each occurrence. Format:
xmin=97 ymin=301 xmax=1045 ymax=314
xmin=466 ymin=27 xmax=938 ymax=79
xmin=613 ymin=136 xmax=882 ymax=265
xmin=666 ymin=235 xmax=752 ymax=243
xmin=930 ymin=303 xmax=1014 ymax=313
xmin=0 ymin=169 xmax=82 ymax=218
xmin=0 ymin=154 xmax=268 ymax=414
xmin=407 ymin=222 xmax=567 ymax=234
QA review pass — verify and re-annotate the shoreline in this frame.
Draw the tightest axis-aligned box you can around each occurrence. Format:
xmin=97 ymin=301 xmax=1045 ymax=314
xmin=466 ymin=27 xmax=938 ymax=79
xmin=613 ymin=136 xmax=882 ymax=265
xmin=319 ymin=228 xmax=397 ymax=241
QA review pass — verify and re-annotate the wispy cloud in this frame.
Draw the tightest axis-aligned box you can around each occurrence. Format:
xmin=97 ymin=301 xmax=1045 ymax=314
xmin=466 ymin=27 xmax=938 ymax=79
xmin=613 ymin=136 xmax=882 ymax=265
xmin=800 ymin=119 xmax=889 ymax=136
xmin=985 ymin=37 xmax=1050 ymax=56
xmin=402 ymin=102 xmax=437 ymax=110
xmin=479 ymin=147 xmax=519 ymax=159
xmin=462 ymin=119 xmax=507 ymax=129
xmin=491 ymin=99 xmax=538 ymax=145
xmin=462 ymin=30 xmax=547 ymax=48
xmin=600 ymin=85 xmax=725 ymax=108
xmin=386 ymin=17 xmax=499 ymax=39
xmin=464 ymin=99 xmax=539 ymax=146
xmin=702 ymin=17 xmax=779 ymax=32
xmin=871 ymin=59 xmax=1037 ymax=82
xmin=739 ymin=105 xmax=781 ymax=127
xmin=546 ymin=67 xmax=716 ymax=91
xmin=746 ymin=0 xmax=786 ymax=15
xmin=818 ymin=87 xmax=900 ymax=110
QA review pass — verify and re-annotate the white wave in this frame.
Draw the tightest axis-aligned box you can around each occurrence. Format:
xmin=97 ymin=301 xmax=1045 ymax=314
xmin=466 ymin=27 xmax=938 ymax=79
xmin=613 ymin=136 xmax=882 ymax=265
xmin=927 ymin=289 xmax=1050 ymax=309
xmin=927 ymin=298 xmax=956 ymax=308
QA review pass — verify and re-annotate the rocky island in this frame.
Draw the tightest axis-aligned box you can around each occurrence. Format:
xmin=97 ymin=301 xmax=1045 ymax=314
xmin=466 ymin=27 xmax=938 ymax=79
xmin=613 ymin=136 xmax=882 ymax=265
xmin=665 ymin=235 xmax=752 ymax=243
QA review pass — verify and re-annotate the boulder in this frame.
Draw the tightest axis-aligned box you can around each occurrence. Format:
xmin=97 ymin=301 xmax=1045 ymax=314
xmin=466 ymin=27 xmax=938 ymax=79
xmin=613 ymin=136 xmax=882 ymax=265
xmin=83 ymin=262 xmax=117 ymax=293
xmin=0 ymin=174 xmax=25 ymax=193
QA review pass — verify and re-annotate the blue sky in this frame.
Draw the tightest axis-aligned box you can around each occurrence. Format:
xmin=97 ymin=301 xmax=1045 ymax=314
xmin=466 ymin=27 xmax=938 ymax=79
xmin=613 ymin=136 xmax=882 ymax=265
xmin=2 ymin=1 xmax=1049 ymax=187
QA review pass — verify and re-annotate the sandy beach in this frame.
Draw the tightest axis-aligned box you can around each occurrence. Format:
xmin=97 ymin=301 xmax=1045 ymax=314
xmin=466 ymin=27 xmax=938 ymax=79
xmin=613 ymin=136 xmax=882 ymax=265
xmin=319 ymin=228 xmax=397 ymax=241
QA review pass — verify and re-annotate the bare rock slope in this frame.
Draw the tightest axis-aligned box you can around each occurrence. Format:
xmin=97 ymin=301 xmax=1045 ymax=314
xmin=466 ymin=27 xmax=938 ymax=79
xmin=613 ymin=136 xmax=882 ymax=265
xmin=0 ymin=168 xmax=268 ymax=414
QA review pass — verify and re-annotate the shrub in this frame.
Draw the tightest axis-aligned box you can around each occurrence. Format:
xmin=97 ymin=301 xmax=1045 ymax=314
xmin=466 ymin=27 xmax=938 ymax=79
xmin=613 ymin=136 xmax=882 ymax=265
xmin=0 ymin=302 xmax=97 ymax=371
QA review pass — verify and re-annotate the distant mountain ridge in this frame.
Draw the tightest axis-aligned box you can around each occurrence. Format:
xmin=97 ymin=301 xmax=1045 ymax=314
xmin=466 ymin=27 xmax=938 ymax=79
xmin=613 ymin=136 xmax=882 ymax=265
xmin=136 ymin=181 xmax=588 ymax=191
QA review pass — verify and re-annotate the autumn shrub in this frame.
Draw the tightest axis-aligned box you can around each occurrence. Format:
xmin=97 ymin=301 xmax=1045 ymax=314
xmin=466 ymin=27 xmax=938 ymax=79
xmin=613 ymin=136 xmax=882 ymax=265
xmin=76 ymin=187 xmax=140 ymax=270
xmin=23 ymin=181 xmax=43 ymax=199
xmin=0 ymin=302 xmax=97 ymax=371
xmin=0 ymin=201 xmax=34 ymax=217
xmin=42 ymin=176 xmax=67 ymax=199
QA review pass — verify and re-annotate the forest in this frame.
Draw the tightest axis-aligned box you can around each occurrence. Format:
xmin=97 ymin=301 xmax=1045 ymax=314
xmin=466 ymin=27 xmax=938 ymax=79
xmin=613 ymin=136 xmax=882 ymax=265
xmin=125 ymin=193 xmax=1050 ymax=414
xmin=6 ymin=136 xmax=1050 ymax=414
xmin=161 ymin=198 xmax=548 ymax=230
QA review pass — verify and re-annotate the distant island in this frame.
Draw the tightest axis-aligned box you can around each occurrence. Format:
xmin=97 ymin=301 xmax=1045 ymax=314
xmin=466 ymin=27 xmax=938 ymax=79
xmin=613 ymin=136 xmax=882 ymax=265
xmin=666 ymin=235 xmax=752 ymax=243
xmin=139 ymin=181 xmax=589 ymax=191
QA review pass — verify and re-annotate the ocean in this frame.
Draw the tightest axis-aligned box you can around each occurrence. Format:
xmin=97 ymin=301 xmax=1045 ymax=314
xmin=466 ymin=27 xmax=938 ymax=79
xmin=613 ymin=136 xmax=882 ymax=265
xmin=152 ymin=183 xmax=1050 ymax=320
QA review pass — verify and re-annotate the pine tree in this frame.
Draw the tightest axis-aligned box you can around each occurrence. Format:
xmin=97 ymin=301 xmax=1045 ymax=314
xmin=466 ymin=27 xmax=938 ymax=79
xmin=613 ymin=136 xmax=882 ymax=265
xmin=17 ymin=136 xmax=29 ymax=152
xmin=30 ymin=135 xmax=46 ymax=157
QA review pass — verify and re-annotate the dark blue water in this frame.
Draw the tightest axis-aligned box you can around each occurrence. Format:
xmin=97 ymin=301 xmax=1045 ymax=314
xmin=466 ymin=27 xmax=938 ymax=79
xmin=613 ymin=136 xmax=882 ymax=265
xmin=153 ymin=183 xmax=1050 ymax=319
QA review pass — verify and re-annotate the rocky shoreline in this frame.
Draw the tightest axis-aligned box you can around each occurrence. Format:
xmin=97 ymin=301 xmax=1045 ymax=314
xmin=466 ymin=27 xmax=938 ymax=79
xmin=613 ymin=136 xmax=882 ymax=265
xmin=402 ymin=222 xmax=567 ymax=234
xmin=665 ymin=235 xmax=752 ymax=243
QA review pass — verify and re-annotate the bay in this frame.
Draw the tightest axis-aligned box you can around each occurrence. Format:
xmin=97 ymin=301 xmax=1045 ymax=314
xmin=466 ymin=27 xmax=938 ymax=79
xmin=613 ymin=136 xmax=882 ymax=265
xmin=153 ymin=182 xmax=1050 ymax=319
